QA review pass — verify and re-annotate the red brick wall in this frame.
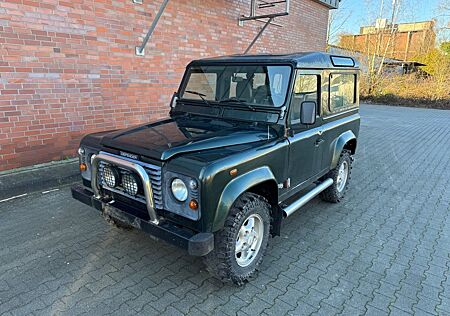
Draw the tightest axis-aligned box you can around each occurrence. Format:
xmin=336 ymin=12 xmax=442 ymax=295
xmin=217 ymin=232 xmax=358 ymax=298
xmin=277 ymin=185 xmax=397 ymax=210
xmin=339 ymin=30 xmax=436 ymax=61
xmin=0 ymin=0 xmax=330 ymax=171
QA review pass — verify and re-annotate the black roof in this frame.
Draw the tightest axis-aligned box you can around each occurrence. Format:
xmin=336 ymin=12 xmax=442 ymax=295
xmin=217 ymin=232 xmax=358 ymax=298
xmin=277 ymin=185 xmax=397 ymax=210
xmin=190 ymin=52 xmax=360 ymax=69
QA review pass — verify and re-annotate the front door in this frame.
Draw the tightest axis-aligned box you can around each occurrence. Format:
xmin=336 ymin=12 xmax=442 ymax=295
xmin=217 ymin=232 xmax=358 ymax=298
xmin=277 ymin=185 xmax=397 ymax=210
xmin=287 ymin=71 xmax=324 ymax=192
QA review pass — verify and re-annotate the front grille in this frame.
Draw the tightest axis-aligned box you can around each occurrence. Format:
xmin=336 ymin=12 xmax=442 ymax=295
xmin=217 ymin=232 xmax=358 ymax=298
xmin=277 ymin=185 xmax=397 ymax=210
xmin=98 ymin=159 xmax=163 ymax=209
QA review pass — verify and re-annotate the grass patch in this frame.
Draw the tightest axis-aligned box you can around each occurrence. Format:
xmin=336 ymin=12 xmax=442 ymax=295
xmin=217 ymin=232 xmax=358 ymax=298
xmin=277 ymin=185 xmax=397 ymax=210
xmin=361 ymin=74 xmax=450 ymax=110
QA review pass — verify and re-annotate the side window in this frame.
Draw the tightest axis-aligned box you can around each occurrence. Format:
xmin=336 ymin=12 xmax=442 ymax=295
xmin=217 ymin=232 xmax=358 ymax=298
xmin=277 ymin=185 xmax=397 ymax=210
xmin=329 ymin=73 xmax=356 ymax=112
xmin=290 ymin=74 xmax=319 ymax=124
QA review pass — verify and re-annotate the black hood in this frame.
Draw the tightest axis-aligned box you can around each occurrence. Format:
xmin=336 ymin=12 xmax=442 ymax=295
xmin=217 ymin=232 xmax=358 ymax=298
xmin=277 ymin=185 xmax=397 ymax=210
xmin=99 ymin=116 xmax=278 ymax=161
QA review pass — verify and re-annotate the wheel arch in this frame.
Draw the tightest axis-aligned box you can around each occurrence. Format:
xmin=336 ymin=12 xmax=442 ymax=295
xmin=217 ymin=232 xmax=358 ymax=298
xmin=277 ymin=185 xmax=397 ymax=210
xmin=247 ymin=180 xmax=283 ymax=237
xmin=212 ymin=166 xmax=280 ymax=233
xmin=330 ymin=130 xmax=357 ymax=169
xmin=343 ymin=138 xmax=357 ymax=155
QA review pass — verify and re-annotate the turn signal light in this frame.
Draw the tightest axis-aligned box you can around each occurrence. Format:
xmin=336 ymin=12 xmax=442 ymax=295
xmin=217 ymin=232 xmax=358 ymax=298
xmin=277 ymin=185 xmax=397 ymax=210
xmin=229 ymin=168 xmax=238 ymax=176
xmin=189 ymin=199 xmax=199 ymax=210
xmin=79 ymin=163 xmax=87 ymax=172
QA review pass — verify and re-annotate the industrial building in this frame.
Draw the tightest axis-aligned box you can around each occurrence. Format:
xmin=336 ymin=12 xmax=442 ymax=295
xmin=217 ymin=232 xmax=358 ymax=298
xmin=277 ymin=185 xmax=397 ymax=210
xmin=338 ymin=19 xmax=436 ymax=61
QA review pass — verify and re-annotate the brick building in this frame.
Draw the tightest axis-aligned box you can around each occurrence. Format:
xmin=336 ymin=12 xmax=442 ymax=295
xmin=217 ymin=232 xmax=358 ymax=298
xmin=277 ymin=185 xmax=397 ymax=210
xmin=0 ymin=0 xmax=337 ymax=171
xmin=339 ymin=20 xmax=436 ymax=61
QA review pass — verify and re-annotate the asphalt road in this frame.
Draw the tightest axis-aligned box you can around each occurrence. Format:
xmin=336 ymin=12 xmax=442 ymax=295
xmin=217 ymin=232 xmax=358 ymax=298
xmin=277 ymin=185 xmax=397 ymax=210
xmin=1 ymin=104 xmax=449 ymax=316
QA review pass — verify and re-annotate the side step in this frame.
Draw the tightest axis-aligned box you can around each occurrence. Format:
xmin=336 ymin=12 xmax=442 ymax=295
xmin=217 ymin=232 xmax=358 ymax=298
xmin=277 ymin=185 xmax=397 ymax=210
xmin=282 ymin=178 xmax=334 ymax=218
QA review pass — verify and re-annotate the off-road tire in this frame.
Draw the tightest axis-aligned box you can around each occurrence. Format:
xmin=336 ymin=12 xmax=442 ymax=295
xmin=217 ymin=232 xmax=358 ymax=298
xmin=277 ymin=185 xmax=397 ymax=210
xmin=320 ymin=149 xmax=353 ymax=203
xmin=203 ymin=192 xmax=271 ymax=285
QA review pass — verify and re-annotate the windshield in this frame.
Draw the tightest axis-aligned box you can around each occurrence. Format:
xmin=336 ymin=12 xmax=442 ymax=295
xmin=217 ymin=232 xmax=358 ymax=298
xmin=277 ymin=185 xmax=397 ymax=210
xmin=180 ymin=65 xmax=292 ymax=107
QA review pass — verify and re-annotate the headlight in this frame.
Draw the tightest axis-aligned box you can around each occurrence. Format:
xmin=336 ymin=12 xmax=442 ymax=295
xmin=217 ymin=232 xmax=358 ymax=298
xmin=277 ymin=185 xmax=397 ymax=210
xmin=78 ymin=147 xmax=85 ymax=156
xmin=171 ymin=178 xmax=188 ymax=202
xmin=103 ymin=165 xmax=119 ymax=188
xmin=122 ymin=173 xmax=139 ymax=196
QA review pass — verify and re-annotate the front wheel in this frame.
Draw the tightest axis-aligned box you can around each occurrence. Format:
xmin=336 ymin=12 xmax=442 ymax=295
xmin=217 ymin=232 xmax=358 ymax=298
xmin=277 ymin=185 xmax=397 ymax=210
xmin=320 ymin=149 xmax=353 ymax=203
xmin=203 ymin=192 xmax=271 ymax=285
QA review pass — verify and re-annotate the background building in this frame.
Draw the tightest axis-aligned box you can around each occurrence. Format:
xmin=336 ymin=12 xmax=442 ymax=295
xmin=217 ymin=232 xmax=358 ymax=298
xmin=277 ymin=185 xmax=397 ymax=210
xmin=0 ymin=0 xmax=338 ymax=171
xmin=339 ymin=19 xmax=436 ymax=61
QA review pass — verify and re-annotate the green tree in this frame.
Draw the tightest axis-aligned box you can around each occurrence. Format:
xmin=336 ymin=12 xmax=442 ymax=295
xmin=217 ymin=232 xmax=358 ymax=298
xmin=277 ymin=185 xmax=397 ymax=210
xmin=416 ymin=48 xmax=450 ymax=76
xmin=440 ymin=41 xmax=450 ymax=54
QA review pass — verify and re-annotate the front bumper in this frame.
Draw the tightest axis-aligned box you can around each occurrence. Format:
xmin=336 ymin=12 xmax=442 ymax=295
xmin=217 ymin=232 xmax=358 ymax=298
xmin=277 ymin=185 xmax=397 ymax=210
xmin=71 ymin=184 xmax=214 ymax=256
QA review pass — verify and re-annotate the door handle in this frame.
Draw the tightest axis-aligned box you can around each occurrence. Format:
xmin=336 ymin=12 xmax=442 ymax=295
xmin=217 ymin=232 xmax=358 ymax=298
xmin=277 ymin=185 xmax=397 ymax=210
xmin=315 ymin=139 xmax=324 ymax=147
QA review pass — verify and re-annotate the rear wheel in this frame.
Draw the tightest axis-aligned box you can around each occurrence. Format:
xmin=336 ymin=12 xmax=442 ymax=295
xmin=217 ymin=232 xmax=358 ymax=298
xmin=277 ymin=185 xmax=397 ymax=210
xmin=320 ymin=149 xmax=352 ymax=203
xmin=203 ymin=192 xmax=271 ymax=285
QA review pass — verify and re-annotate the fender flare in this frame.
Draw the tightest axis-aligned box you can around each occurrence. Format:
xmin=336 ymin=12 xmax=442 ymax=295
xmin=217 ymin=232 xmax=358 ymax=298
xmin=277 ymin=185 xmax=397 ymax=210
xmin=211 ymin=166 xmax=277 ymax=232
xmin=330 ymin=130 xmax=357 ymax=169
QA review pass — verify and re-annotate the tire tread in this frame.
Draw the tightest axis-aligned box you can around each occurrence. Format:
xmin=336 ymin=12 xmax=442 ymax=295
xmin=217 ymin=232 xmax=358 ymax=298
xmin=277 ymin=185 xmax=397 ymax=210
xmin=203 ymin=192 xmax=271 ymax=285
xmin=320 ymin=149 xmax=353 ymax=203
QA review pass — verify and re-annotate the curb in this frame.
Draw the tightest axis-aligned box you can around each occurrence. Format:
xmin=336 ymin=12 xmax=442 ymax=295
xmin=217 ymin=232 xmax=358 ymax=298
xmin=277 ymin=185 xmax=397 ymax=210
xmin=0 ymin=159 xmax=80 ymax=200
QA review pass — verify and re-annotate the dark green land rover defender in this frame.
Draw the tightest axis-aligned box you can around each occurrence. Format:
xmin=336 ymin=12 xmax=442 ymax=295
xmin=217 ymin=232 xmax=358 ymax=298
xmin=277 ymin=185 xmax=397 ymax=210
xmin=72 ymin=52 xmax=360 ymax=284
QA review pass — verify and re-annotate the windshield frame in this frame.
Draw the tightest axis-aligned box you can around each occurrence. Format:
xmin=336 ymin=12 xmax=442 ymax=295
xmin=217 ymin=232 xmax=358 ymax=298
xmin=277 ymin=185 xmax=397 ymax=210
xmin=177 ymin=63 xmax=295 ymax=110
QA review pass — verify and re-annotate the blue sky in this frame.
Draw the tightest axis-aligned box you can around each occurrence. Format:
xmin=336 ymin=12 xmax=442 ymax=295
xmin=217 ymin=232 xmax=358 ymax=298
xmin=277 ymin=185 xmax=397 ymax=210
xmin=329 ymin=0 xmax=449 ymax=43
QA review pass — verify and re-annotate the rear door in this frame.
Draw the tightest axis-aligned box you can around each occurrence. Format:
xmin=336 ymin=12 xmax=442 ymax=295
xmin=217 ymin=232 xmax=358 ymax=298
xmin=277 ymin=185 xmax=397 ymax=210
xmin=286 ymin=70 xmax=324 ymax=192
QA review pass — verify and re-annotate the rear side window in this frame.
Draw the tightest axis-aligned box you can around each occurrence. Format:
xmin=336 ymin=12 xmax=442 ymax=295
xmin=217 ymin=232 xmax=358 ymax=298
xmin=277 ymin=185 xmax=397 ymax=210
xmin=290 ymin=74 xmax=319 ymax=124
xmin=329 ymin=73 xmax=356 ymax=112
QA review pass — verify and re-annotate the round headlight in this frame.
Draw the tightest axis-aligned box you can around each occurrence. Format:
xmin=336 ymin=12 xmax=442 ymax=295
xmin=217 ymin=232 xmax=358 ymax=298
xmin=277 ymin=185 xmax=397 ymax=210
xmin=171 ymin=178 xmax=188 ymax=202
xmin=122 ymin=173 xmax=139 ymax=196
xmin=103 ymin=165 xmax=119 ymax=188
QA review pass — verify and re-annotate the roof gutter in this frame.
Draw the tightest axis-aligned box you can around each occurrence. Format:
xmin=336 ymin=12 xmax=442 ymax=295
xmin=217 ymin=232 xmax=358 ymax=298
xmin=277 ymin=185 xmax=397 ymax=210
xmin=312 ymin=0 xmax=340 ymax=9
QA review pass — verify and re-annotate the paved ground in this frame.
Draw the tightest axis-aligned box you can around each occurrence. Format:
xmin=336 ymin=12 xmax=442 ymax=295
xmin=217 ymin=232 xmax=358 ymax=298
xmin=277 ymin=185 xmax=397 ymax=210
xmin=1 ymin=104 xmax=450 ymax=316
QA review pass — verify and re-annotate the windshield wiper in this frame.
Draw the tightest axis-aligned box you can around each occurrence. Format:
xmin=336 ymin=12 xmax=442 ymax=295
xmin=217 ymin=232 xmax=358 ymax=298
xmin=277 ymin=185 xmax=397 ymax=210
xmin=184 ymin=90 xmax=213 ymax=107
xmin=219 ymin=98 xmax=255 ymax=111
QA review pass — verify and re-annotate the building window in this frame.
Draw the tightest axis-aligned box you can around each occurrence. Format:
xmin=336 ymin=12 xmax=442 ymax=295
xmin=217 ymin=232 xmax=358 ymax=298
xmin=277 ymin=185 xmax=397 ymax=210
xmin=329 ymin=73 xmax=356 ymax=112
xmin=290 ymin=74 xmax=319 ymax=124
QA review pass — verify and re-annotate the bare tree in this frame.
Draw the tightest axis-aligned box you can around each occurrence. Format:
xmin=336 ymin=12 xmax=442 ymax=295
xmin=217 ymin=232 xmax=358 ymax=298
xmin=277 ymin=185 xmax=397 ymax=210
xmin=364 ymin=0 xmax=403 ymax=94
xmin=327 ymin=2 xmax=353 ymax=47
xmin=376 ymin=0 xmax=402 ymax=76
xmin=436 ymin=0 xmax=450 ymax=39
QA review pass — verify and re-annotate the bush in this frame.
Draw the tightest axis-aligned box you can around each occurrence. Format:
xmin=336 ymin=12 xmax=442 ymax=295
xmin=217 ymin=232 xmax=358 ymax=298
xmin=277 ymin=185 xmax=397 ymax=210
xmin=360 ymin=48 xmax=450 ymax=110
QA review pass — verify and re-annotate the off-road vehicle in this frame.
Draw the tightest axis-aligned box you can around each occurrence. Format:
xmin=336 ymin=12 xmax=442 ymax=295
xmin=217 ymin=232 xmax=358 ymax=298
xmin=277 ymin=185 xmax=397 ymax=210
xmin=72 ymin=52 xmax=360 ymax=284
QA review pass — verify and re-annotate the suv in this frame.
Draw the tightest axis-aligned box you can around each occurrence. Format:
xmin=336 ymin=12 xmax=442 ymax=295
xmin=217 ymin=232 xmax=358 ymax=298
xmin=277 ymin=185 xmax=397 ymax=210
xmin=72 ymin=52 xmax=360 ymax=285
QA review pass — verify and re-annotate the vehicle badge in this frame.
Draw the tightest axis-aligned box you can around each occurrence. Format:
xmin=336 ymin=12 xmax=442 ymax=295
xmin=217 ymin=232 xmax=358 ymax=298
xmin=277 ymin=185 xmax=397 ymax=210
xmin=119 ymin=151 xmax=139 ymax=160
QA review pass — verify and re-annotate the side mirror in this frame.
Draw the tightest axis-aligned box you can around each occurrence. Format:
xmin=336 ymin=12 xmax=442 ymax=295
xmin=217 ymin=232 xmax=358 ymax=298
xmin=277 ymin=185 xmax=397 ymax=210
xmin=300 ymin=101 xmax=317 ymax=125
xmin=170 ymin=92 xmax=179 ymax=108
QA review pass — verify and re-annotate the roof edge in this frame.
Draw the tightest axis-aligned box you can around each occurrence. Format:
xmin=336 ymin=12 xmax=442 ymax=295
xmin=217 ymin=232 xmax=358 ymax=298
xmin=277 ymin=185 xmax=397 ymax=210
xmin=188 ymin=52 xmax=360 ymax=70
xmin=312 ymin=0 xmax=340 ymax=9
